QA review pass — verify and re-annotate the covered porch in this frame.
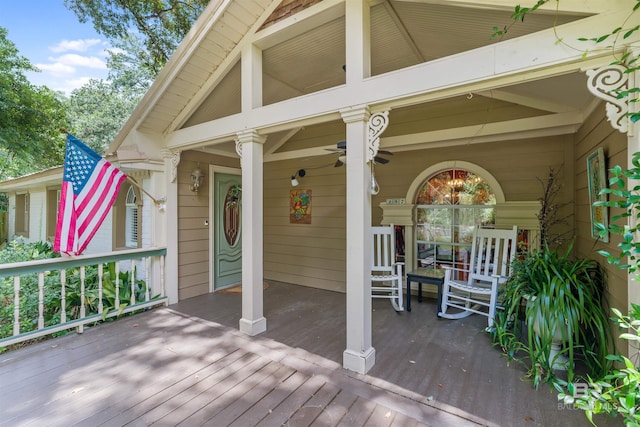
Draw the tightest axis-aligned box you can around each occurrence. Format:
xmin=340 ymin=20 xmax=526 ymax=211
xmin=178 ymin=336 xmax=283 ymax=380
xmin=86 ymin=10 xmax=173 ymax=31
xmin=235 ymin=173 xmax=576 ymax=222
xmin=105 ymin=0 xmax=640 ymax=376
xmin=0 ymin=281 xmax=617 ymax=426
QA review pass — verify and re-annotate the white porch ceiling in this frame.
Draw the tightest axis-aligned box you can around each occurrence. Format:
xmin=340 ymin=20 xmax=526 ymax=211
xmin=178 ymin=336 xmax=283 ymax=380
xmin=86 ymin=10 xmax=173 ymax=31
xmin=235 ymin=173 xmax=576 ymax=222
xmin=115 ymin=0 xmax=619 ymax=160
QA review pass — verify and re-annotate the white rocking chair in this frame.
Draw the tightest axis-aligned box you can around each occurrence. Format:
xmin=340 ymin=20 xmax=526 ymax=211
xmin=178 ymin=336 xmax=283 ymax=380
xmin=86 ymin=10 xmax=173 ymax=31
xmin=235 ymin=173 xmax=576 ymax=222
xmin=371 ymin=224 xmax=404 ymax=311
xmin=439 ymin=225 xmax=518 ymax=328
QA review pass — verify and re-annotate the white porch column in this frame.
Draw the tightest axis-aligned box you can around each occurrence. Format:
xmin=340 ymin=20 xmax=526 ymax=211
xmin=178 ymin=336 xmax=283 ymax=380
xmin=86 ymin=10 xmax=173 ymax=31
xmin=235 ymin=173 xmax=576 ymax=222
xmin=344 ymin=0 xmax=370 ymax=83
xmin=241 ymin=43 xmax=262 ymax=110
xmin=236 ymin=130 xmax=267 ymax=336
xmin=341 ymin=105 xmax=375 ymax=374
xmin=161 ymin=149 xmax=180 ymax=304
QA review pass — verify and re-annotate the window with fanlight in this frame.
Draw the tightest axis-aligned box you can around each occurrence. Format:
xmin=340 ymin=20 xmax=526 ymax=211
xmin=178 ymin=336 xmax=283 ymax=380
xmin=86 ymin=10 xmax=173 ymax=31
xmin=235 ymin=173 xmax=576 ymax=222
xmin=125 ymin=186 xmax=139 ymax=248
xmin=415 ymin=168 xmax=496 ymax=271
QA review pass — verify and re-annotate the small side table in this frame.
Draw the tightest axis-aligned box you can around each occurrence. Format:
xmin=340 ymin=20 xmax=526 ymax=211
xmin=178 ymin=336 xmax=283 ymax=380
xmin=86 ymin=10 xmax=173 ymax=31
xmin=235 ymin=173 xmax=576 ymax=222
xmin=406 ymin=268 xmax=445 ymax=314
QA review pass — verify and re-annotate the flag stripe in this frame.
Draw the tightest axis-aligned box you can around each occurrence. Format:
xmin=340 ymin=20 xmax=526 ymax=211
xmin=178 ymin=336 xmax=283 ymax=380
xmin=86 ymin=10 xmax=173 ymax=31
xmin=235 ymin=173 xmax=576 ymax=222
xmin=77 ymin=173 xmax=125 ymax=252
xmin=77 ymin=164 xmax=121 ymax=235
xmin=54 ymin=134 xmax=126 ymax=256
xmin=55 ymin=181 xmax=76 ymax=253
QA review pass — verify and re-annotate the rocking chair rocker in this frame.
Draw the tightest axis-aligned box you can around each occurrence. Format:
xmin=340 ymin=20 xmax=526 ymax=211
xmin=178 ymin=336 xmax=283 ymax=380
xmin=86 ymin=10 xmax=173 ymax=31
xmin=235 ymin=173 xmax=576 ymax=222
xmin=439 ymin=225 xmax=518 ymax=327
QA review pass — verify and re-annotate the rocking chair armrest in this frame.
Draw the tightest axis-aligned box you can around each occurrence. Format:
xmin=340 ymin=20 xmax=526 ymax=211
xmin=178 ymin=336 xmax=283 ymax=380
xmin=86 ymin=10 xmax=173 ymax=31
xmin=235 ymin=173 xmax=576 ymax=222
xmin=393 ymin=261 xmax=404 ymax=273
xmin=441 ymin=266 xmax=471 ymax=274
xmin=442 ymin=265 xmax=471 ymax=281
xmin=491 ymin=273 xmax=510 ymax=283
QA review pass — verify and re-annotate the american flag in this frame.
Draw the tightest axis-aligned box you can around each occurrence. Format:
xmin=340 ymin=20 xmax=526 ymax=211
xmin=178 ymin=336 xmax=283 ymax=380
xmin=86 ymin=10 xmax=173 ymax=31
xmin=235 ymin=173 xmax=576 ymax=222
xmin=54 ymin=134 xmax=126 ymax=255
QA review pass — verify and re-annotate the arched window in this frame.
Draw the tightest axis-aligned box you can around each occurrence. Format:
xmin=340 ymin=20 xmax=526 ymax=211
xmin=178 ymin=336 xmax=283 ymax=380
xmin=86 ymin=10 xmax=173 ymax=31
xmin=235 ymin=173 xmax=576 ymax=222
xmin=415 ymin=168 xmax=496 ymax=271
xmin=125 ymin=187 xmax=139 ymax=248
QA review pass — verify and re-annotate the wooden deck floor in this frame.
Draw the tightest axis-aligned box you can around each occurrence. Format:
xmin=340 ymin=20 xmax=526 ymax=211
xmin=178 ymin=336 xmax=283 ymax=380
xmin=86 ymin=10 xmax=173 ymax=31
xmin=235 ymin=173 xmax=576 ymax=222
xmin=0 ymin=281 xmax=617 ymax=426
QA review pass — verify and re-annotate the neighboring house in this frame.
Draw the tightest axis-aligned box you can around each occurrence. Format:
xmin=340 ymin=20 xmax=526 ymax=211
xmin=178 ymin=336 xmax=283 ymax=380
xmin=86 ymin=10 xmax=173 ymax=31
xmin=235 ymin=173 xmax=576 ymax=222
xmin=0 ymin=166 xmax=150 ymax=255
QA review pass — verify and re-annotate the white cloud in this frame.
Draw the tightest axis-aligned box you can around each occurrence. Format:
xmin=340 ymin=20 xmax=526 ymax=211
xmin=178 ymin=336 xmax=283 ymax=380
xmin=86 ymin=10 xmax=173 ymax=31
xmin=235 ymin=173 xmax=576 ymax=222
xmin=52 ymin=53 xmax=107 ymax=69
xmin=30 ymin=38 xmax=111 ymax=95
xmin=50 ymin=38 xmax=103 ymax=53
xmin=34 ymin=62 xmax=76 ymax=76
xmin=35 ymin=53 xmax=106 ymax=77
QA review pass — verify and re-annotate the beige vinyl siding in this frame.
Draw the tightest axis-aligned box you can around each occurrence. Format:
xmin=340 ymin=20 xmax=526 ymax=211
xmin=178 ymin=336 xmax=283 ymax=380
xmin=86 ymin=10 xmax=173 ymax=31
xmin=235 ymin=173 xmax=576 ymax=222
xmin=370 ymin=136 xmax=575 ymax=230
xmin=574 ymin=103 xmax=627 ymax=354
xmin=176 ymin=131 xmax=582 ymax=299
xmin=177 ymin=150 xmax=240 ymax=300
xmin=264 ymin=158 xmax=346 ymax=292
xmin=263 ymin=135 xmax=575 ymax=293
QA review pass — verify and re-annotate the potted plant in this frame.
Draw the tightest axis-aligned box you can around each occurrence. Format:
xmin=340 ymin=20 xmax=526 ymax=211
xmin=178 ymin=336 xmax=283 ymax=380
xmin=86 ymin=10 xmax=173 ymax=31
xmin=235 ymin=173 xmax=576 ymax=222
xmin=492 ymin=243 xmax=614 ymax=388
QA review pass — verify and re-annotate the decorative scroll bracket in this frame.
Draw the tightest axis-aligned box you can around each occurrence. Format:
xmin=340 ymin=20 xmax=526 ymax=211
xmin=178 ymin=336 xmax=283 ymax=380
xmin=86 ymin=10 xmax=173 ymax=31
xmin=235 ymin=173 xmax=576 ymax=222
xmin=586 ymin=64 xmax=630 ymax=134
xmin=161 ymin=149 xmax=181 ymax=183
xmin=367 ymin=110 xmax=389 ymax=163
xmin=235 ymin=137 xmax=242 ymax=159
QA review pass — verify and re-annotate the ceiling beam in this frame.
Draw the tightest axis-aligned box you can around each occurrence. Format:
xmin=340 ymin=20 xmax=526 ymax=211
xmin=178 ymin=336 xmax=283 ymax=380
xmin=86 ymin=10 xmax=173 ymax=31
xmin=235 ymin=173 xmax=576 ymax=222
xmin=265 ymin=128 xmax=303 ymax=155
xmin=381 ymin=112 xmax=584 ymax=151
xmin=261 ymin=112 xmax=583 ymax=161
xmin=475 ymin=89 xmax=575 ymax=113
xmin=166 ymin=5 xmax=636 ymax=150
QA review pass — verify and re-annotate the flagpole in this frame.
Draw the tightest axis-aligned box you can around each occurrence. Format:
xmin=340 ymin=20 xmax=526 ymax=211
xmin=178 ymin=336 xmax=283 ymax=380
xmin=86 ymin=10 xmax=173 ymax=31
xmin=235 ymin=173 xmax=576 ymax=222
xmin=60 ymin=127 xmax=164 ymax=207
xmin=126 ymin=176 xmax=164 ymax=206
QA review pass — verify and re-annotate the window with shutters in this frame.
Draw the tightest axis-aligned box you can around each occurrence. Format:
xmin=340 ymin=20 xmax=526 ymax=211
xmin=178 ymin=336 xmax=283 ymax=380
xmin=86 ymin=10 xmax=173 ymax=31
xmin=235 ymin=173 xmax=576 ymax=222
xmin=46 ymin=188 xmax=61 ymax=241
xmin=15 ymin=193 xmax=29 ymax=237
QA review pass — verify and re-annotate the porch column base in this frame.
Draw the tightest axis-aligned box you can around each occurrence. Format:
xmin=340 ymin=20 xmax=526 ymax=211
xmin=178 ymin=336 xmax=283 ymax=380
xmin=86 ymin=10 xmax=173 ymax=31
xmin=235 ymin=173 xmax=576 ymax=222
xmin=342 ymin=347 xmax=376 ymax=374
xmin=239 ymin=316 xmax=267 ymax=336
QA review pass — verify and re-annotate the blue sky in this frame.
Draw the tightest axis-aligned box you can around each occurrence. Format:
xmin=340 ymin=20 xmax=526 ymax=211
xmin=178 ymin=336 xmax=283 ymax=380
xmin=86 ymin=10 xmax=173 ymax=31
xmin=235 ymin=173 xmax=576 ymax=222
xmin=1 ymin=1 xmax=111 ymax=95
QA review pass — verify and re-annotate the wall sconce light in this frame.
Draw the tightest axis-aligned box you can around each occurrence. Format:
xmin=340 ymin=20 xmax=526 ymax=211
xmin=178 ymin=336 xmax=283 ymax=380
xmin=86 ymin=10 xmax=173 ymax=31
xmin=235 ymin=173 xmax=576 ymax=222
xmin=291 ymin=169 xmax=306 ymax=187
xmin=190 ymin=166 xmax=205 ymax=192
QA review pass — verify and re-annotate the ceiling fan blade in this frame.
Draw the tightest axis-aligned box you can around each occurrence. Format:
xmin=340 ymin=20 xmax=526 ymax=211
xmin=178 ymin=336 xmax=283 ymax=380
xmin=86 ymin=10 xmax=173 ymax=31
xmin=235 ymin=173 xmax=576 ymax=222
xmin=337 ymin=140 xmax=347 ymax=150
xmin=334 ymin=158 xmax=344 ymax=167
xmin=374 ymin=156 xmax=390 ymax=164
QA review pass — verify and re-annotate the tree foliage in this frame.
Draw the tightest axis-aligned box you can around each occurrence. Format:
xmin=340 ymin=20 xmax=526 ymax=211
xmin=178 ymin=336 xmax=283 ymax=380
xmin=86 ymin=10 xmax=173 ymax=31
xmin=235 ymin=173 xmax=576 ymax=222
xmin=0 ymin=27 xmax=68 ymax=180
xmin=64 ymin=0 xmax=209 ymax=76
xmin=65 ymin=79 xmax=141 ymax=154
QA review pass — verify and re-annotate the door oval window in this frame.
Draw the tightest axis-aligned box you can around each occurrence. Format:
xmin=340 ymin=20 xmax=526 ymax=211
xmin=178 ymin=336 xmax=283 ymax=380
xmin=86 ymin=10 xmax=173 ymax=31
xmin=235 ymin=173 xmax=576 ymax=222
xmin=223 ymin=185 xmax=241 ymax=246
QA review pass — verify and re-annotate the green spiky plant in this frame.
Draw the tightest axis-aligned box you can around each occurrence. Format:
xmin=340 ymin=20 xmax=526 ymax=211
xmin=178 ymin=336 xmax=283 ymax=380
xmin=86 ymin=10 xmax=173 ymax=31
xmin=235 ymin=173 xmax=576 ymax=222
xmin=495 ymin=244 xmax=613 ymax=389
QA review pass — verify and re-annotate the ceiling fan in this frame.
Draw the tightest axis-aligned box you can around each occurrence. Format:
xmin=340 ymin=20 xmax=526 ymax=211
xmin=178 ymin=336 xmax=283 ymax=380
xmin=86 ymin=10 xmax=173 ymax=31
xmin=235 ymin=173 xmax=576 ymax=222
xmin=326 ymin=140 xmax=393 ymax=167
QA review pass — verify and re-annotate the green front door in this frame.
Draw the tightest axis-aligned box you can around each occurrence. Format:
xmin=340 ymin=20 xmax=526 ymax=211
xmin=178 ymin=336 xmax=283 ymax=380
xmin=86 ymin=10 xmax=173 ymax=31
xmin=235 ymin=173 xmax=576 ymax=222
xmin=213 ymin=172 xmax=242 ymax=290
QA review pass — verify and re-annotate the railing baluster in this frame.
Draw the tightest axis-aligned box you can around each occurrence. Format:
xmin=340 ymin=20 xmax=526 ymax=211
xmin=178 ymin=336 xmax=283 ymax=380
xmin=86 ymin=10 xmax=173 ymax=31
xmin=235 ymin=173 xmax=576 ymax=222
xmin=145 ymin=256 xmax=150 ymax=302
xmin=130 ymin=259 xmax=135 ymax=305
xmin=38 ymin=272 xmax=44 ymax=329
xmin=78 ymin=265 xmax=86 ymax=334
xmin=98 ymin=264 xmax=103 ymax=315
xmin=78 ymin=267 xmax=86 ymax=334
xmin=13 ymin=276 xmax=20 ymax=336
xmin=115 ymin=261 xmax=120 ymax=309
xmin=160 ymin=255 xmax=165 ymax=298
xmin=0 ymin=247 xmax=166 ymax=348
xmin=60 ymin=270 xmax=66 ymax=324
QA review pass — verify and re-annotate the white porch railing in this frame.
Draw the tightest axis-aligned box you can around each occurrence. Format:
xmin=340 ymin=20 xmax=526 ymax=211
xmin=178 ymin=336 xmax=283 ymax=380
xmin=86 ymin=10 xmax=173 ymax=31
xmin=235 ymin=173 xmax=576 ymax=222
xmin=0 ymin=247 xmax=167 ymax=349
